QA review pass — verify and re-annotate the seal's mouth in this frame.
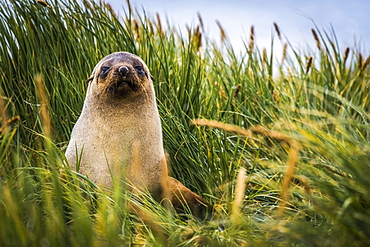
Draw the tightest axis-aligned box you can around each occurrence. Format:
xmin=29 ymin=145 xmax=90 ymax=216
xmin=107 ymin=81 xmax=126 ymax=95
xmin=107 ymin=75 xmax=139 ymax=95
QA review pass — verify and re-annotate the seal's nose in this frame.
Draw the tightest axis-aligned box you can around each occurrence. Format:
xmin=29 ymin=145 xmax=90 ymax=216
xmin=119 ymin=66 xmax=129 ymax=76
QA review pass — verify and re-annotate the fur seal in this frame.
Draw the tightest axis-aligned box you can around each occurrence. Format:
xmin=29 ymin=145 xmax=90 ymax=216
xmin=65 ymin=52 xmax=211 ymax=218
xmin=65 ymin=52 xmax=165 ymax=198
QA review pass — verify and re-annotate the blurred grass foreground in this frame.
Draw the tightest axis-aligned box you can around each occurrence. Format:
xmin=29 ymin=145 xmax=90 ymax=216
xmin=0 ymin=0 xmax=369 ymax=246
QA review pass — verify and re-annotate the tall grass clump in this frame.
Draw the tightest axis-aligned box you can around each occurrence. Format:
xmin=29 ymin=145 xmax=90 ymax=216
xmin=0 ymin=0 xmax=369 ymax=246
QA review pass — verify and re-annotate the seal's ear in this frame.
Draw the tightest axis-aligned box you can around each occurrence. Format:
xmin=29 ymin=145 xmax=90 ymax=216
xmin=150 ymin=74 xmax=155 ymax=82
xmin=86 ymin=77 xmax=94 ymax=84
xmin=86 ymin=70 xmax=95 ymax=84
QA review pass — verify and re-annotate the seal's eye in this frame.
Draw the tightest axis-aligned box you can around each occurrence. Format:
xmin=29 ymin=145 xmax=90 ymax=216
xmin=101 ymin=66 xmax=110 ymax=73
xmin=99 ymin=66 xmax=110 ymax=79
xmin=135 ymin=66 xmax=145 ymax=76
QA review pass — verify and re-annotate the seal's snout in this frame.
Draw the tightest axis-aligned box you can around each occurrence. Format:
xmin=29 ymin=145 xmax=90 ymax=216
xmin=119 ymin=66 xmax=129 ymax=76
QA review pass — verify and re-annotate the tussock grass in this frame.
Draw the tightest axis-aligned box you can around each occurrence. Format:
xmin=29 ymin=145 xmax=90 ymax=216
xmin=0 ymin=0 xmax=369 ymax=246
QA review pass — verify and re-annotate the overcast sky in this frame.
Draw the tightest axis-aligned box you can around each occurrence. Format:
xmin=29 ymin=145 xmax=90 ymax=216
xmin=105 ymin=0 xmax=369 ymax=54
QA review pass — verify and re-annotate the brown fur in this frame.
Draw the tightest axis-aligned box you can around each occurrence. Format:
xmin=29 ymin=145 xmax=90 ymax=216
xmin=168 ymin=177 xmax=212 ymax=220
xmin=65 ymin=52 xmax=211 ymax=218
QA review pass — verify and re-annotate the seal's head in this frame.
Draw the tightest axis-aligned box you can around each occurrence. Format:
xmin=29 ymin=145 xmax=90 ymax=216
xmin=87 ymin=52 xmax=155 ymax=100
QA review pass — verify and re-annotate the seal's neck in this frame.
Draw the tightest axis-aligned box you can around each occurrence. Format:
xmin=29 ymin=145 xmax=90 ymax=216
xmin=82 ymin=90 xmax=157 ymax=120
